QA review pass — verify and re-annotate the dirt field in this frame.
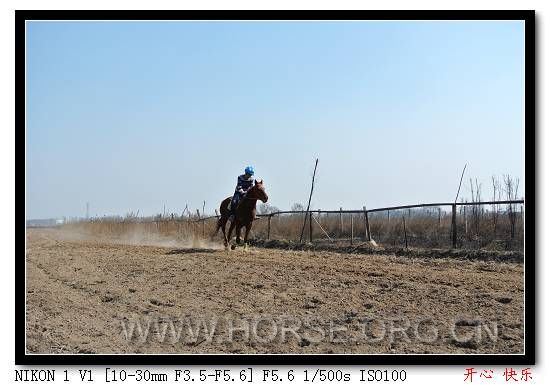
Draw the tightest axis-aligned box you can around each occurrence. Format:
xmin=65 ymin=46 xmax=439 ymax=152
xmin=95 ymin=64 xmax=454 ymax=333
xmin=26 ymin=228 xmax=524 ymax=354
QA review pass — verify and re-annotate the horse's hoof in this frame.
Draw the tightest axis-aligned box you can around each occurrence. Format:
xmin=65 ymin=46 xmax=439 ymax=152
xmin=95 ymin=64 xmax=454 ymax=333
xmin=230 ymin=244 xmax=236 ymax=250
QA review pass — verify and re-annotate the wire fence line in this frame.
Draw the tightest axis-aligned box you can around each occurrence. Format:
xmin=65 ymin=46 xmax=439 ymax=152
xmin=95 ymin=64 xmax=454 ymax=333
xmin=82 ymin=199 xmax=524 ymax=250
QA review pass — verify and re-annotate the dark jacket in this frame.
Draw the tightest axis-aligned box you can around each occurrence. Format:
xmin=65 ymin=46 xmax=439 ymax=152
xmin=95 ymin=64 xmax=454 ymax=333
xmin=235 ymin=174 xmax=255 ymax=195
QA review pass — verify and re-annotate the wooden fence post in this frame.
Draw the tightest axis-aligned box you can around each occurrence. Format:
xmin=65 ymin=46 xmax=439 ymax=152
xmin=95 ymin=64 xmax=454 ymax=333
xmin=363 ymin=206 xmax=371 ymax=241
xmin=402 ymin=215 xmax=408 ymax=249
xmin=350 ymin=214 xmax=354 ymax=245
xmin=521 ymin=205 xmax=524 ymax=227
xmin=452 ymin=204 xmax=457 ymax=248
xmin=196 ymin=210 xmax=201 ymax=238
xmin=340 ymin=207 xmax=343 ymax=235
xmin=267 ymin=215 xmax=271 ymax=240
xmin=309 ymin=212 xmax=313 ymax=243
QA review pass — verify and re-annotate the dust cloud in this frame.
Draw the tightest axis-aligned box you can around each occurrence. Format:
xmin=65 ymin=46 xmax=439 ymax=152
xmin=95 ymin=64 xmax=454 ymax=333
xmin=45 ymin=226 xmax=224 ymax=250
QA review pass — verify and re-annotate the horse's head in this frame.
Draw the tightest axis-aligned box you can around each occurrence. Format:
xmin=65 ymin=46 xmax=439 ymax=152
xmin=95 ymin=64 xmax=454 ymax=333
xmin=250 ymin=179 xmax=268 ymax=203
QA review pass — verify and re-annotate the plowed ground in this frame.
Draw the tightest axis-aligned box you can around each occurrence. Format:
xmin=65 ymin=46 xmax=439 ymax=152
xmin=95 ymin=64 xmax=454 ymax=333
xmin=26 ymin=228 xmax=524 ymax=354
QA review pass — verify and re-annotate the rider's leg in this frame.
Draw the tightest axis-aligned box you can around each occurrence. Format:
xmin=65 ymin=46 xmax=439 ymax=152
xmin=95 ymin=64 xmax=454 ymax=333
xmin=229 ymin=193 xmax=239 ymax=215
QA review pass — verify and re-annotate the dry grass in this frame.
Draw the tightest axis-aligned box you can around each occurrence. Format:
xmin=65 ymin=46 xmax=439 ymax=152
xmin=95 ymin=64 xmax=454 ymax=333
xmin=63 ymin=205 xmax=524 ymax=252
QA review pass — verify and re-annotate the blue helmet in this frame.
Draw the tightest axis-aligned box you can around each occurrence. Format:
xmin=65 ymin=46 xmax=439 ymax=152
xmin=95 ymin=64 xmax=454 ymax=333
xmin=244 ymin=166 xmax=255 ymax=176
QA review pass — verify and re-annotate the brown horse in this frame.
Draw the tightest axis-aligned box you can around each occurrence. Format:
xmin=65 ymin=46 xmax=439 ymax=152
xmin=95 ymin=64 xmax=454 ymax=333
xmin=215 ymin=180 xmax=268 ymax=248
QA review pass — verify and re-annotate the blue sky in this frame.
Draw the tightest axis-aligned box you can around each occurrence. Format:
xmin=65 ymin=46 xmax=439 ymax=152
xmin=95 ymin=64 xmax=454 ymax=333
xmin=26 ymin=20 xmax=525 ymax=219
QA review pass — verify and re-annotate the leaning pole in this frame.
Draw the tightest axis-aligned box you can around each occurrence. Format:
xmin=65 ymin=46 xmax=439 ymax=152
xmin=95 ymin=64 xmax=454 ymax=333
xmin=300 ymin=158 xmax=319 ymax=243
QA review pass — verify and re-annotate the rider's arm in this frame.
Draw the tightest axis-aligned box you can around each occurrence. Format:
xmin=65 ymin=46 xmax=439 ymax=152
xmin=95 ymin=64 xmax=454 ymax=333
xmin=236 ymin=176 xmax=246 ymax=195
xmin=244 ymin=179 xmax=255 ymax=193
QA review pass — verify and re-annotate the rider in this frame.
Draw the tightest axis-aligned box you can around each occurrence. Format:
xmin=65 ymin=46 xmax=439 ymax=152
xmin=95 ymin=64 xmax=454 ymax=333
xmin=229 ymin=166 xmax=255 ymax=217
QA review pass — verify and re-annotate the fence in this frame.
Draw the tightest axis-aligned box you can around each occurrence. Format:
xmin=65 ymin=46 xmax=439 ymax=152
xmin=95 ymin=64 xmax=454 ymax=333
xmin=252 ymin=200 xmax=524 ymax=250
xmin=78 ymin=199 xmax=524 ymax=251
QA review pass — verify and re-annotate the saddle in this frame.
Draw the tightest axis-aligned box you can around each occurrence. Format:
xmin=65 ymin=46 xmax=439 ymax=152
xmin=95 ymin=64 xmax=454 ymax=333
xmin=227 ymin=193 xmax=246 ymax=215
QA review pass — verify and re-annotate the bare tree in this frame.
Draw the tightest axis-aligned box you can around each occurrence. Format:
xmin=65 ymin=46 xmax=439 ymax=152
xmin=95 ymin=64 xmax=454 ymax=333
xmin=291 ymin=203 xmax=305 ymax=212
xmin=491 ymin=176 xmax=500 ymax=236
xmin=258 ymin=203 xmax=280 ymax=215
xmin=503 ymin=174 xmax=520 ymax=239
xmin=469 ymin=178 xmax=482 ymax=235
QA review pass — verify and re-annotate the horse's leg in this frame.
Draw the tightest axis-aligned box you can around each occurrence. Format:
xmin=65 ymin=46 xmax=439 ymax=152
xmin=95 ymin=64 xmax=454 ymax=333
xmin=214 ymin=217 xmax=222 ymax=235
xmin=213 ymin=217 xmax=223 ymax=241
xmin=243 ymin=222 xmax=252 ymax=249
xmin=226 ymin=219 xmax=236 ymax=248
xmin=236 ymin=223 xmax=242 ymax=245
xmin=219 ymin=218 xmax=229 ymax=247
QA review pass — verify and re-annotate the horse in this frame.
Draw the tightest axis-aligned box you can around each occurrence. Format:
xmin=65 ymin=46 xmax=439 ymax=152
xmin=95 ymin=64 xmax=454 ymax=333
xmin=214 ymin=180 xmax=268 ymax=249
